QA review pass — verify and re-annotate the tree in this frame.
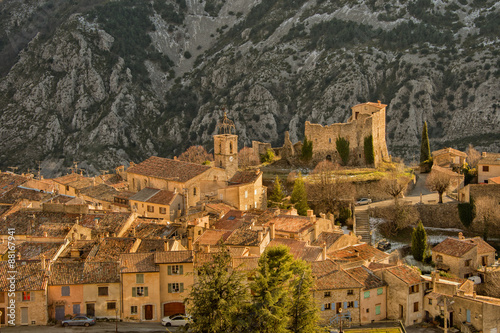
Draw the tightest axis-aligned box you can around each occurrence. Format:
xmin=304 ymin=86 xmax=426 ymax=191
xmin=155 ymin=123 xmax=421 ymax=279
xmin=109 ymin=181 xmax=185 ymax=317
xmin=291 ymin=172 xmax=309 ymax=216
xmin=268 ymin=175 xmax=285 ymax=208
xmin=364 ymin=135 xmax=375 ymax=165
xmin=426 ymin=170 xmax=452 ymax=203
xmin=411 ymin=221 xmax=428 ymax=261
xmin=420 ymin=121 xmax=431 ymax=163
xmin=261 ymin=149 xmax=275 ymax=163
xmin=246 ymin=245 xmax=319 ymax=333
xmin=465 ymin=144 xmax=481 ymax=169
xmin=239 ymin=147 xmax=259 ymax=168
xmin=379 ymin=171 xmax=411 ymax=204
xmin=336 ymin=137 xmax=350 ymax=165
xmin=377 ymin=202 xmax=419 ymax=237
xmin=301 ymin=136 xmax=313 ymax=161
xmin=186 ymin=244 xmax=248 ymax=333
xmin=178 ymin=145 xmax=213 ymax=164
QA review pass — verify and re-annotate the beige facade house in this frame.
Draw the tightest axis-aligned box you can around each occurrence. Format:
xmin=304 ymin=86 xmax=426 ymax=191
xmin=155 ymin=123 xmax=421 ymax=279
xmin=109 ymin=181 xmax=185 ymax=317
xmin=328 ymin=243 xmax=390 ymax=269
xmin=459 ymin=183 xmax=500 ymax=203
xmin=311 ymin=231 xmax=360 ymax=253
xmin=120 ymin=253 xmax=161 ymax=322
xmin=129 ymin=188 xmax=184 ymax=220
xmin=52 ymin=173 xmax=94 ymax=197
xmin=0 ymin=260 xmax=49 ymax=326
xmin=304 ymin=101 xmax=389 ymax=167
xmin=265 ymin=210 xmax=334 ymax=243
xmin=478 ymin=152 xmax=500 ymax=183
xmin=154 ymin=251 xmax=194 ymax=317
xmin=432 ymin=147 xmax=467 ymax=169
xmin=217 ymin=170 xmax=267 ymax=211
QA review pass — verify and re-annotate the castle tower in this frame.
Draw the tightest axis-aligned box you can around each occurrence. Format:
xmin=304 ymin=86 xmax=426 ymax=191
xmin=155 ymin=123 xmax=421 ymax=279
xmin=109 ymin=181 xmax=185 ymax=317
xmin=214 ymin=112 xmax=238 ymax=179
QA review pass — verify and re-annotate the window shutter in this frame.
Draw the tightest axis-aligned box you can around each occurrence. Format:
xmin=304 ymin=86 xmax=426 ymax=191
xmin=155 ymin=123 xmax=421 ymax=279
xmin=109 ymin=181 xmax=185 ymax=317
xmin=144 ymin=287 xmax=148 ymax=297
xmin=168 ymin=266 xmax=172 ymax=275
xmin=180 ymin=283 xmax=184 ymax=293
xmin=331 ymin=303 xmax=334 ymax=310
xmin=132 ymin=287 xmax=137 ymax=297
xmin=31 ymin=292 xmax=34 ymax=301
xmin=354 ymin=301 xmax=359 ymax=308
xmin=344 ymin=302 xmax=347 ymax=309
xmin=180 ymin=265 xmax=183 ymax=275
xmin=168 ymin=283 xmax=172 ymax=293
xmin=321 ymin=304 xmax=325 ymax=311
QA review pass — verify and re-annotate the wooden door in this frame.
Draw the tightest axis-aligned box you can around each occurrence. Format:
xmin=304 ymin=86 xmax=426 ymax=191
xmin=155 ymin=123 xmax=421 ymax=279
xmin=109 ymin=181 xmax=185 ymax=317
xmin=55 ymin=305 xmax=65 ymax=321
xmin=145 ymin=305 xmax=153 ymax=320
xmin=86 ymin=303 xmax=95 ymax=317
xmin=21 ymin=307 xmax=28 ymax=325
xmin=0 ymin=307 xmax=5 ymax=325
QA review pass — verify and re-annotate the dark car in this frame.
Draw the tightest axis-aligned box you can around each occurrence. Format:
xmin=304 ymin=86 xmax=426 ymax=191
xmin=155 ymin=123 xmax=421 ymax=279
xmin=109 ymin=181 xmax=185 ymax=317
xmin=61 ymin=315 xmax=96 ymax=327
xmin=377 ymin=239 xmax=391 ymax=251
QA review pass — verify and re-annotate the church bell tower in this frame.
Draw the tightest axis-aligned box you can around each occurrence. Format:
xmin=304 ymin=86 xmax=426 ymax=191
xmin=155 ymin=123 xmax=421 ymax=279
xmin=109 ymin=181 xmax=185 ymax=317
xmin=214 ymin=111 xmax=238 ymax=179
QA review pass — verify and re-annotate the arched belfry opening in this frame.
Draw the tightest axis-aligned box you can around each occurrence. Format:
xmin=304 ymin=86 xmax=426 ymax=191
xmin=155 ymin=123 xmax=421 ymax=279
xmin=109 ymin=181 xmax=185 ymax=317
xmin=213 ymin=109 xmax=238 ymax=179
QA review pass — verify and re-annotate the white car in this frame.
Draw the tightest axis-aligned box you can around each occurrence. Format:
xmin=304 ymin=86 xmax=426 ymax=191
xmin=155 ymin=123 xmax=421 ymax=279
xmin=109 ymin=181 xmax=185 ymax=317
xmin=356 ymin=198 xmax=372 ymax=205
xmin=161 ymin=314 xmax=191 ymax=327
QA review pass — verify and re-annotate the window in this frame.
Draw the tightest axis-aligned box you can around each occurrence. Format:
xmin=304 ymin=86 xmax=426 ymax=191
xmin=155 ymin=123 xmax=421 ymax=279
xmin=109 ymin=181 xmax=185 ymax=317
xmin=366 ymin=308 xmax=370 ymax=313
xmin=245 ymin=190 xmax=248 ymax=198
xmin=413 ymin=302 xmax=419 ymax=312
xmin=436 ymin=255 xmax=443 ymax=263
xmin=329 ymin=138 xmax=332 ymax=143
xmin=98 ymin=287 xmax=108 ymax=296
xmin=429 ymin=299 xmax=432 ymax=305
xmin=147 ymin=205 xmax=154 ymax=213
xmin=483 ymin=165 xmax=489 ymax=172
xmin=482 ymin=256 xmax=488 ymax=266
xmin=324 ymin=291 xmax=331 ymax=297
xmin=168 ymin=283 xmax=184 ymax=293
xmin=375 ymin=304 xmax=381 ymax=315
xmin=61 ymin=286 xmax=70 ymax=296
xmin=136 ymin=274 xmax=144 ymax=284
xmin=22 ymin=292 xmax=31 ymax=301
xmin=159 ymin=207 xmax=167 ymax=214
xmin=107 ymin=302 xmax=116 ymax=310
xmin=465 ymin=259 xmax=471 ymax=267
xmin=168 ymin=265 xmax=183 ymax=275
xmin=409 ymin=285 xmax=419 ymax=294
xmin=131 ymin=306 xmax=138 ymax=314
xmin=193 ymin=187 xmax=197 ymax=196
xmin=133 ymin=286 xmax=148 ymax=297
xmin=347 ymin=289 xmax=354 ymax=295
xmin=377 ymin=288 xmax=383 ymax=295
xmin=178 ymin=203 xmax=181 ymax=210
xmin=364 ymin=291 xmax=370 ymax=298
xmin=345 ymin=301 xmax=354 ymax=308
xmin=324 ymin=303 xmax=331 ymax=310
xmin=66 ymin=185 xmax=70 ymax=191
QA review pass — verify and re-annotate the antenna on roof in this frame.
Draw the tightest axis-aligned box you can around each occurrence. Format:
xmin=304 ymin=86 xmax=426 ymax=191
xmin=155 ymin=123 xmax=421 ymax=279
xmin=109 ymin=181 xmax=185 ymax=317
xmin=100 ymin=170 xmax=109 ymax=175
xmin=8 ymin=166 xmax=18 ymax=173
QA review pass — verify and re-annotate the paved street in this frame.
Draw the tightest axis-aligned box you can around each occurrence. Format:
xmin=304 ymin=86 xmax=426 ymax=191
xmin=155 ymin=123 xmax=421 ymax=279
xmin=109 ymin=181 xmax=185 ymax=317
xmin=0 ymin=322 xmax=182 ymax=333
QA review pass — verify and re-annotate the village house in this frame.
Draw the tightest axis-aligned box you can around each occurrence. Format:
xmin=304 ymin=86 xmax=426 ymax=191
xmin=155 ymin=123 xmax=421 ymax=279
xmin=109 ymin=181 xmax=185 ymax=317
xmin=459 ymin=183 xmax=500 ymax=203
xmin=78 ymin=184 xmax=122 ymax=211
xmin=268 ymin=237 xmax=325 ymax=262
xmin=52 ymin=173 xmax=94 ymax=197
xmin=217 ymin=170 xmax=267 ymax=211
xmin=328 ymin=243 xmax=390 ymax=269
xmin=431 ymin=147 xmax=467 ymax=169
xmin=311 ymin=231 xmax=360 ymax=253
xmin=0 ymin=260 xmax=49 ymax=326
xmin=374 ymin=265 xmax=424 ymax=326
xmin=47 ymin=262 xmax=86 ymax=321
xmin=128 ymin=187 xmax=184 ymax=220
xmin=478 ymin=152 xmax=500 ymax=183
xmin=453 ymin=292 xmax=500 ymax=333
xmin=120 ymin=252 xmax=161 ymax=322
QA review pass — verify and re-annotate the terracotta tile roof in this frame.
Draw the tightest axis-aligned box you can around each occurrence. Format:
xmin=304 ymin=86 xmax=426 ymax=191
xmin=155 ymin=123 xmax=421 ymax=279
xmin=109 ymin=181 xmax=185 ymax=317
xmin=147 ymin=189 xmax=177 ymax=205
xmin=127 ymin=156 xmax=211 ymax=182
xmin=82 ymin=262 xmax=120 ymax=284
xmin=44 ymin=194 xmax=75 ymax=204
xmin=194 ymin=229 xmax=231 ymax=246
xmin=365 ymin=262 xmax=397 ymax=271
xmin=225 ymin=227 xmax=260 ymax=247
xmin=49 ymin=261 xmax=120 ymax=285
xmin=385 ymin=265 xmax=423 ymax=285
xmin=0 ymin=260 xmax=48 ymax=291
xmin=329 ymin=244 xmax=389 ymax=264
xmin=268 ymin=238 xmax=323 ymax=262
xmin=465 ymin=237 xmax=496 ymax=255
xmin=205 ymin=202 xmax=235 ymax=217
xmin=228 ymin=170 xmax=261 ymax=185
xmin=49 ymin=262 xmax=86 ymax=285
xmin=212 ymin=210 xmax=246 ymax=231
xmin=0 ymin=211 xmax=76 ymax=236
xmin=53 ymin=173 xmax=94 ymax=189
xmin=229 ymin=247 xmax=249 ymax=257
xmin=136 ymin=239 xmax=166 ymax=253
xmin=301 ymin=246 xmax=324 ymax=262
xmin=120 ymin=252 xmax=159 ymax=273
xmin=194 ymin=252 xmax=218 ymax=268
xmin=432 ymin=147 xmax=467 ymax=158
xmin=311 ymin=231 xmax=344 ymax=248
xmin=0 ymin=172 xmax=29 ymax=196
xmin=129 ymin=188 xmax=160 ymax=202
xmin=16 ymin=241 xmax=62 ymax=260
xmin=126 ymin=218 xmax=177 ymax=239
xmin=233 ymin=256 xmax=259 ymax=271
xmin=87 ymin=237 xmax=137 ymax=262
xmin=432 ymin=237 xmax=477 ymax=257
xmin=346 ymin=266 xmax=386 ymax=290
xmin=79 ymin=184 xmax=120 ymax=202
xmin=154 ymin=250 xmax=194 ymax=264
xmin=0 ymin=186 xmax=54 ymax=204
xmin=479 ymin=152 xmax=500 ymax=166
xmin=59 ymin=240 xmax=97 ymax=260
xmin=311 ymin=259 xmax=339 ymax=277
xmin=489 ymin=176 xmax=500 ymax=184
xmin=311 ymin=260 xmax=364 ymax=290
xmin=266 ymin=215 xmax=315 ymax=234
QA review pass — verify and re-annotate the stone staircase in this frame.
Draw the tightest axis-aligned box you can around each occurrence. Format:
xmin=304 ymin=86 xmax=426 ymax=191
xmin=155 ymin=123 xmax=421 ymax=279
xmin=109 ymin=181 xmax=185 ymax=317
xmin=354 ymin=209 xmax=371 ymax=245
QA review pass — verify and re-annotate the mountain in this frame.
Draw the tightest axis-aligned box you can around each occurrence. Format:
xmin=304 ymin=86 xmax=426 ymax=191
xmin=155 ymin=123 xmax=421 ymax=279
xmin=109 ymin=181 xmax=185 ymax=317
xmin=1 ymin=0 xmax=499 ymax=176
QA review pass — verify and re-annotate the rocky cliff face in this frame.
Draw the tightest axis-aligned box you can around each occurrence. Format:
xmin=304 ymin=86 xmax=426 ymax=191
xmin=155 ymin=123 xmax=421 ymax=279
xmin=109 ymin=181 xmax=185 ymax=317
xmin=0 ymin=0 xmax=499 ymax=175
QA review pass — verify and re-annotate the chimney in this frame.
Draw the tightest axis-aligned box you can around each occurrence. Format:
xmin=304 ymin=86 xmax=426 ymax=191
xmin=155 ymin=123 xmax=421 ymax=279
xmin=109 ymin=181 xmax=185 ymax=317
xmin=270 ymin=222 xmax=275 ymax=240
xmin=322 ymin=242 xmax=327 ymax=261
xmin=44 ymin=231 xmax=48 ymax=238
xmin=41 ymin=255 xmax=46 ymax=270
xmin=458 ymin=232 xmax=465 ymax=240
xmin=174 ymin=156 xmax=178 ymax=161
xmin=377 ymin=100 xmax=381 ymax=106
xmin=481 ymin=152 xmax=487 ymax=157
xmin=307 ymin=210 xmax=314 ymax=217
xmin=320 ymin=213 xmax=326 ymax=219
xmin=473 ymin=291 xmax=477 ymax=299
xmin=164 ymin=241 xmax=170 ymax=251
xmin=129 ymin=161 xmax=135 ymax=167
xmin=187 ymin=237 xmax=193 ymax=251
xmin=314 ymin=222 xmax=319 ymax=241
xmin=206 ymin=244 xmax=211 ymax=253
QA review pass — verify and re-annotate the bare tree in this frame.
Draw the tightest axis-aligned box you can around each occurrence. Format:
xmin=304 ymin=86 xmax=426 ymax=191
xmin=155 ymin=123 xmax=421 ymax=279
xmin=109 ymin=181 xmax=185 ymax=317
xmin=380 ymin=172 xmax=411 ymax=204
xmin=466 ymin=144 xmax=481 ymax=169
xmin=178 ymin=145 xmax=213 ymax=164
xmin=426 ymin=170 xmax=452 ymax=203
xmin=474 ymin=196 xmax=500 ymax=240
xmin=376 ymin=203 xmax=419 ymax=237
xmin=306 ymin=160 xmax=355 ymax=214
xmin=238 ymin=147 xmax=259 ymax=168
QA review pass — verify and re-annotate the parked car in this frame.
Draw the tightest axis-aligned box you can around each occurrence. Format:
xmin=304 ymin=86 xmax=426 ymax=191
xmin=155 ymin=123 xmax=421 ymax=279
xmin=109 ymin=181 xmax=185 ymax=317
xmin=355 ymin=198 xmax=372 ymax=205
xmin=376 ymin=239 xmax=391 ymax=251
xmin=161 ymin=314 xmax=191 ymax=327
xmin=61 ymin=315 xmax=96 ymax=327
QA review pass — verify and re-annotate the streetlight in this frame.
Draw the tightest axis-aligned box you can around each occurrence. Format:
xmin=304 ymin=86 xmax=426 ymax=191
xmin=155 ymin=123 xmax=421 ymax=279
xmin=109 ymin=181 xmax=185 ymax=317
xmin=338 ymin=308 xmax=343 ymax=333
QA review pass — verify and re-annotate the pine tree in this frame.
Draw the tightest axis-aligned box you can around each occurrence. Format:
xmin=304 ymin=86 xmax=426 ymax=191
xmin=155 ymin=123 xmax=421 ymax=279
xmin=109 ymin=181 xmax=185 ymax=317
xmin=411 ymin=221 xmax=428 ymax=262
xmin=291 ymin=172 xmax=309 ymax=216
xmin=268 ymin=175 xmax=285 ymax=207
xmin=420 ymin=121 xmax=431 ymax=163
xmin=187 ymin=243 xmax=248 ymax=333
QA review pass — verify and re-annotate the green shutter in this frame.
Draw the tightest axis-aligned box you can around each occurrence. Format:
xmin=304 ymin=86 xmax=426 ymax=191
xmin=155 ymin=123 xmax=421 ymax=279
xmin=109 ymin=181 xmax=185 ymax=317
xmin=132 ymin=287 xmax=137 ymax=297
xmin=144 ymin=287 xmax=148 ymax=297
xmin=180 ymin=283 xmax=184 ymax=293
xmin=376 ymin=305 xmax=381 ymax=315
xmin=168 ymin=283 xmax=172 ymax=293
xmin=364 ymin=291 xmax=370 ymax=298
xmin=377 ymin=288 xmax=383 ymax=295
xmin=180 ymin=265 xmax=183 ymax=275
xmin=168 ymin=266 xmax=172 ymax=275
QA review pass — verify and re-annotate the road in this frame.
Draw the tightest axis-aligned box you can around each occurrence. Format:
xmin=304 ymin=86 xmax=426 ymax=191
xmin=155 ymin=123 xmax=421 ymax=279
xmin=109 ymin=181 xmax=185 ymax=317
xmin=0 ymin=322 xmax=183 ymax=333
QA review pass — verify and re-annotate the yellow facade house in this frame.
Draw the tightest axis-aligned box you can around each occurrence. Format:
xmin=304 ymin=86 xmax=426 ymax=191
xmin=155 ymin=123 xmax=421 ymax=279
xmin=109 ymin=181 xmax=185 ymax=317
xmin=120 ymin=253 xmax=160 ymax=322
xmin=478 ymin=152 xmax=500 ymax=183
xmin=129 ymin=188 xmax=184 ymax=220
xmin=217 ymin=170 xmax=267 ymax=211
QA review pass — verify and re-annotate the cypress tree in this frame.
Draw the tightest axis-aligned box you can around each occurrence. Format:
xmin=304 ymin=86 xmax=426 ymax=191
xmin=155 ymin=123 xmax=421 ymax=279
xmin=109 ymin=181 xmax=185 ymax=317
xmin=301 ymin=137 xmax=313 ymax=161
xmin=364 ymin=135 xmax=375 ymax=165
xmin=336 ymin=137 xmax=350 ymax=165
xmin=268 ymin=175 xmax=285 ymax=207
xmin=411 ymin=221 xmax=428 ymax=261
xmin=420 ymin=121 xmax=431 ymax=163
xmin=291 ymin=172 xmax=309 ymax=216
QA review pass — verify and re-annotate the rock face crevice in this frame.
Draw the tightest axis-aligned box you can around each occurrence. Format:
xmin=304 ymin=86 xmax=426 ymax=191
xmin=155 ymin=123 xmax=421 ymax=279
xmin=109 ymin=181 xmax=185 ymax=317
xmin=0 ymin=0 xmax=499 ymax=175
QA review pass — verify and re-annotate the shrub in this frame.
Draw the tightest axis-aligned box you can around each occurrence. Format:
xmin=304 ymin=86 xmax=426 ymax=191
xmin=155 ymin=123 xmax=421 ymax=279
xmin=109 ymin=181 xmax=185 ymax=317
xmin=260 ymin=149 xmax=275 ymax=163
xmin=336 ymin=137 xmax=350 ymax=165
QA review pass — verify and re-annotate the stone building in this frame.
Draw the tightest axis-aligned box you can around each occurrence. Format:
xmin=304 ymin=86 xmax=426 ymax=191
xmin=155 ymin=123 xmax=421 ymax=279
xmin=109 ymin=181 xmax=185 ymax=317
xmin=304 ymin=101 xmax=389 ymax=167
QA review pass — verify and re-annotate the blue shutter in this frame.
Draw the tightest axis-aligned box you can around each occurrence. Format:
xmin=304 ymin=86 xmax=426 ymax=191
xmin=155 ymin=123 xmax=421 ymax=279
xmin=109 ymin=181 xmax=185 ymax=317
xmin=321 ymin=304 xmax=325 ymax=311
xmin=354 ymin=301 xmax=359 ymax=308
xmin=466 ymin=309 xmax=471 ymax=323
xmin=344 ymin=302 xmax=347 ymax=309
